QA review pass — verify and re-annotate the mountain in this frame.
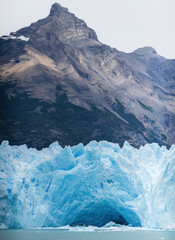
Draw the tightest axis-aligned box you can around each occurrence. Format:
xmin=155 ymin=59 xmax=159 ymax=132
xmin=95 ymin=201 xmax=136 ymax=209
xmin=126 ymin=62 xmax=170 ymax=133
xmin=0 ymin=2 xmax=175 ymax=149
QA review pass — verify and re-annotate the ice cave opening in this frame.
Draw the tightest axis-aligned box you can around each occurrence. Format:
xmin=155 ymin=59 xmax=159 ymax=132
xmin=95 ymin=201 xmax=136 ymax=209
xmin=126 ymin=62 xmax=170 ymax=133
xmin=67 ymin=202 xmax=141 ymax=227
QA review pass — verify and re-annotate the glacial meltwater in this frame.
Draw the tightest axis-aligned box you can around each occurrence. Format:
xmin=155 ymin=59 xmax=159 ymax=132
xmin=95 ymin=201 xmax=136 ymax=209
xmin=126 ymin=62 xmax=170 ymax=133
xmin=0 ymin=229 xmax=175 ymax=240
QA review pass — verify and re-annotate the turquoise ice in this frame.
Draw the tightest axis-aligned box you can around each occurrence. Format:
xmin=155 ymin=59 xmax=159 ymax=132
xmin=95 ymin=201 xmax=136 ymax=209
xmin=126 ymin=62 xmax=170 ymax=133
xmin=0 ymin=140 xmax=174 ymax=229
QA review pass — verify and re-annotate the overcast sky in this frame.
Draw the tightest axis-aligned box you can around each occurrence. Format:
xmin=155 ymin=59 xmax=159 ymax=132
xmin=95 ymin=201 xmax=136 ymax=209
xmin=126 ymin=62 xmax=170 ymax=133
xmin=0 ymin=0 xmax=175 ymax=59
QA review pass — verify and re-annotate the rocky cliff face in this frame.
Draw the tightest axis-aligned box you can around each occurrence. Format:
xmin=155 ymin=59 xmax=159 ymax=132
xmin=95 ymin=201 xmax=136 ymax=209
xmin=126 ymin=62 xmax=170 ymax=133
xmin=0 ymin=3 xmax=175 ymax=149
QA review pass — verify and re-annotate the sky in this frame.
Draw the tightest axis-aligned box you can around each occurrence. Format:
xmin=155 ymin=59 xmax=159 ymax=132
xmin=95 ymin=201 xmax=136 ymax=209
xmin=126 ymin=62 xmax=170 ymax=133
xmin=0 ymin=0 xmax=175 ymax=59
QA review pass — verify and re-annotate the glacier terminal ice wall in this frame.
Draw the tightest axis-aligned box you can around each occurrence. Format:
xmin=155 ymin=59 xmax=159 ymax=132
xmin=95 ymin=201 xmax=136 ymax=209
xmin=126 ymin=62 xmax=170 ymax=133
xmin=0 ymin=140 xmax=175 ymax=229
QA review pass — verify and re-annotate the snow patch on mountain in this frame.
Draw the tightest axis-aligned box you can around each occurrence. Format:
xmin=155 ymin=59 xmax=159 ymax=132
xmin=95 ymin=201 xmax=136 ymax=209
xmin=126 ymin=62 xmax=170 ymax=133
xmin=1 ymin=35 xmax=29 ymax=41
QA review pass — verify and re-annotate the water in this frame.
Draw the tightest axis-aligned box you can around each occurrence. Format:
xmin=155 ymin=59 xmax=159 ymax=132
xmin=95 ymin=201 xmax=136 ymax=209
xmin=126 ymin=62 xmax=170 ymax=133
xmin=0 ymin=229 xmax=174 ymax=240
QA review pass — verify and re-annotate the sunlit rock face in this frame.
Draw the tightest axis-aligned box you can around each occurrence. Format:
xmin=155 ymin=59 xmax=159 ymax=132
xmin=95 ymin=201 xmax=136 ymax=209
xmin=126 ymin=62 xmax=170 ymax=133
xmin=0 ymin=140 xmax=174 ymax=229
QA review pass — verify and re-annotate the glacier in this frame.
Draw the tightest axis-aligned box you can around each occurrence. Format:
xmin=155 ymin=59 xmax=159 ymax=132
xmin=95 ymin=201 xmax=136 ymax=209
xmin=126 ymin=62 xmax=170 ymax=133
xmin=0 ymin=140 xmax=175 ymax=229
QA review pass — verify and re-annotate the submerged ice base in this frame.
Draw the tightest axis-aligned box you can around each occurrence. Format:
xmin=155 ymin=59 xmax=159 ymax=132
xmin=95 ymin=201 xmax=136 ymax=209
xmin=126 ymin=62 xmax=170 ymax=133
xmin=0 ymin=140 xmax=175 ymax=229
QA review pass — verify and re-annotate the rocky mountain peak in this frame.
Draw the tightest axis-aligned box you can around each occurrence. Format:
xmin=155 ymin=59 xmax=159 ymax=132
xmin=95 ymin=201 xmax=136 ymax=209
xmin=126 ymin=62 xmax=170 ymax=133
xmin=133 ymin=46 xmax=157 ymax=56
xmin=13 ymin=2 xmax=98 ymax=52
xmin=49 ymin=2 xmax=68 ymax=16
xmin=48 ymin=3 xmax=98 ymax=44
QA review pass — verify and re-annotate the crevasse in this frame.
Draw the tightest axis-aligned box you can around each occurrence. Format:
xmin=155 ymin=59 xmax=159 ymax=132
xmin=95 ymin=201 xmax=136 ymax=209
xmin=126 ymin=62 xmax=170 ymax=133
xmin=0 ymin=140 xmax=174 ymax=229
